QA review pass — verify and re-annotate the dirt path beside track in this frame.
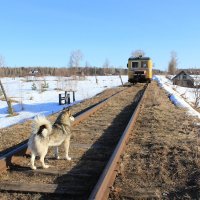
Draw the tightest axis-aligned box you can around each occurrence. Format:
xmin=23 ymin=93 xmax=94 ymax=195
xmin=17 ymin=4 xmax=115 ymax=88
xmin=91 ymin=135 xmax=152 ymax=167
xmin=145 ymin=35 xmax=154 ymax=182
xmin=0 ymin=87 xmax=124 ymax=153
xmin=110 ymin=81 xmax=200 ymax=199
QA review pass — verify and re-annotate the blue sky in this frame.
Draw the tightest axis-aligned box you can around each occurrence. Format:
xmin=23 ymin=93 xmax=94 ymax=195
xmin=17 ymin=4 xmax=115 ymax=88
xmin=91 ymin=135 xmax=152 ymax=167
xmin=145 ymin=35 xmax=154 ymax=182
xmin=0 ymin=0 xmax=200 ymax=70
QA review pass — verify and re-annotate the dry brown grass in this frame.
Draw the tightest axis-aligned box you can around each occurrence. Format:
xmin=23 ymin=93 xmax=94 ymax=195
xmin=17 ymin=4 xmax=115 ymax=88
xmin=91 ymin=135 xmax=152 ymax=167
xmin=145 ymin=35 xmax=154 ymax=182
xmin=0 ymin=87 xmax=125 ymax=153
xmin=111 ymin=81 xmax=200 ymax=199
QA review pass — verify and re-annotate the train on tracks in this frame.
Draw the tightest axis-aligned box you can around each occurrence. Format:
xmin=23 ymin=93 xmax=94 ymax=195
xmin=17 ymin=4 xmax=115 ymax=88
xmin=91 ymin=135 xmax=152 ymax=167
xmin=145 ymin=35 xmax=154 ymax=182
xmin=127 ymin=55 xmax=153 ymax=83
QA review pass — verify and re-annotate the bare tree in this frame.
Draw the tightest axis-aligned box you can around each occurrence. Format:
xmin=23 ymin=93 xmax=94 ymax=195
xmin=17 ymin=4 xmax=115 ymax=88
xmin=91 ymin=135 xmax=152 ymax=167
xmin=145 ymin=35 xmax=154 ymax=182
xmin=193 ymin=75 xmax=200 ymax=108
xmin=85 ymin=61 xmax=90 ymax=75
xmin=0 ymin=55 xmax=14 ymax=115
xmin=68 ymin=50 xmax=84 ymax=76
xmin=85 ymin=61 xmax=90 ymax=68
xmin=69 ymin=49 xmax=83 ymax=68
xmin=102 ymin=58 xmax=110 ymax=75
xmin=131 ymin=49 xmax=145 ymax=57
xmin=168 ymin=51 xmax=178 ymax=75
xmin=0 ymin=55 xmax=5 ymax=67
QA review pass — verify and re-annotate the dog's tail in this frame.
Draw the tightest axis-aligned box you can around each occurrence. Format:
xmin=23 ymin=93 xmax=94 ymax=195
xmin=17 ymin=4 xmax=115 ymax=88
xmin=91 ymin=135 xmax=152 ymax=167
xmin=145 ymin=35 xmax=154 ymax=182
xmin=32 ymin=115 xmax=52 ymax=137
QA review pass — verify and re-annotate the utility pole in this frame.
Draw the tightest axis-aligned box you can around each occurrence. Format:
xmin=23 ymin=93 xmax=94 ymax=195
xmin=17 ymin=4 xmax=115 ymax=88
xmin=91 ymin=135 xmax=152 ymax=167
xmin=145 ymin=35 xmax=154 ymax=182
xmin=94 ymin=66 xmax=98 ymax=84
xmin=119 ymin=71 xmax=124 ymax=86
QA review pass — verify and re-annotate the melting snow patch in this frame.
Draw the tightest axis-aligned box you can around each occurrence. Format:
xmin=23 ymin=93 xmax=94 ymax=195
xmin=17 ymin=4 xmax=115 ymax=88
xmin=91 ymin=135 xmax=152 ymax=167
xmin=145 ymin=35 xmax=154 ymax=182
xmin=154 ymin=75 xmax=200 ymax=119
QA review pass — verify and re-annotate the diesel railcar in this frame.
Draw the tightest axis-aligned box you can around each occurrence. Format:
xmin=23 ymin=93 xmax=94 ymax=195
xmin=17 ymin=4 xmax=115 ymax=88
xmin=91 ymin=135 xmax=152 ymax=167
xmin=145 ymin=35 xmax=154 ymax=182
xmin=127 ymin=56 xmax=153 ymax=83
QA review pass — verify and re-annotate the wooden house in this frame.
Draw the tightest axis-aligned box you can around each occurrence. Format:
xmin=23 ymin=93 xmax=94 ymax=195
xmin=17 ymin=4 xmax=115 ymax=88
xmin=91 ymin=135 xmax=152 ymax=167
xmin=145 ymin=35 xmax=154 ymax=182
xmin=172 ymin=71 xmax=194 ymax=87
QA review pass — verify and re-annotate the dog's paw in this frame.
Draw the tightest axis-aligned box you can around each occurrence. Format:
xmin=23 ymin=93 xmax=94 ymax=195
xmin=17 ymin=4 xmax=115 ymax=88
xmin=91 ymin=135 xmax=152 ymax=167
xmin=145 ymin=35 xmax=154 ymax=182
xmin=31 ymin=166 xmax=37 ymax=170
xmin=65 ymin=156 xmax=71 ymax=161
xmin=43 ymin=164 xmax=49 ymax=169
xmin=55 ymin=156 xmax=60 ymax=160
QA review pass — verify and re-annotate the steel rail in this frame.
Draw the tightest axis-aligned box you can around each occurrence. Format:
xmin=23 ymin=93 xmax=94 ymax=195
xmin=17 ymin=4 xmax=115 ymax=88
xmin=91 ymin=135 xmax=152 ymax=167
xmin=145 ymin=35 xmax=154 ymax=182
xmin=89 ymin=84 xmax=148 ymax=200
xmin=0 ymin=87 xmax=127 ymax=172
xmin=0 ymin=143 xmax=29 ymax=171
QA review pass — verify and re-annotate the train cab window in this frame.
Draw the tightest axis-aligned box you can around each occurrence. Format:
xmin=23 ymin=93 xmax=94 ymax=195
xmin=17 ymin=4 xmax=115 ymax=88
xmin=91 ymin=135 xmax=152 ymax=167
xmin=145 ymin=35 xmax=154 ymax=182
xmin=131 ymin=62 xmax=139 ymax=68
xmin=141 ymin=61 xmax=148 ymax=68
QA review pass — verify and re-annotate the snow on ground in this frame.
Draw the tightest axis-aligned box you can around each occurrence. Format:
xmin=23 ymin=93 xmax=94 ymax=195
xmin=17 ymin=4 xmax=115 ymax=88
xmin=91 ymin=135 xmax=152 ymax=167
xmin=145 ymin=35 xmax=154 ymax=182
xmin=0 ymin=76 xmax=127 ymax=129
xmin=154 ymin=75 xmax=200 ymax=119
xmin=1 ymin=75 xmax=199 ymax=129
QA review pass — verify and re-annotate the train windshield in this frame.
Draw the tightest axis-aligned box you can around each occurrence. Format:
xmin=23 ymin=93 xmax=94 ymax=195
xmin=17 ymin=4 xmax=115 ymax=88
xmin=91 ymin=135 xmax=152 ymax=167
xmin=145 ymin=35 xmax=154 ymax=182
xmin=131 ymin=62 xmax=139 ymax=68
xmin=141 ymin=61 xmax=148 ymax=68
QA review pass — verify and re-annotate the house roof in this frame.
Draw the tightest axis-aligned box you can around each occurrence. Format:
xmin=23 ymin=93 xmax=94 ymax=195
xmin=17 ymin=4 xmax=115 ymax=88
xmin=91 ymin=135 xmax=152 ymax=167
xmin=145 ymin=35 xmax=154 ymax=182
xmin=172 ymin=70 xmax=194 ymax=80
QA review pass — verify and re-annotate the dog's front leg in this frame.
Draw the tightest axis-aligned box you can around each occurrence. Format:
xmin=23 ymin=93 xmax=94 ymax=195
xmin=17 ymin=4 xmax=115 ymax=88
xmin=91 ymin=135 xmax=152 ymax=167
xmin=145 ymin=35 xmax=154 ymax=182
xmin=54 ymin=146 xmax=60 ymax=159
xmin=40 ymin=155 xmax=49 ymax=169
xmin=64 ymin=136 xmax=71 ymax=160
xmin=30 ymin=153 xmax=37 ymax=170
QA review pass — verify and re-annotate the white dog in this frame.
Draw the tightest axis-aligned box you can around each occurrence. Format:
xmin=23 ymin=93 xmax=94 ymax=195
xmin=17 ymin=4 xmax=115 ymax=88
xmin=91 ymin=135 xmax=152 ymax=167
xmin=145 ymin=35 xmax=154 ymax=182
xmin=28 ymin=108 xmax=74 ymax=170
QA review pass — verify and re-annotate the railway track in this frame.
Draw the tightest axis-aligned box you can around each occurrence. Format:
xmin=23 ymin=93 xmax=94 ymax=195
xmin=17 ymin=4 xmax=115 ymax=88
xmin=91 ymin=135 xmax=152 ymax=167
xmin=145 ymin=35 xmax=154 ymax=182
xmin=0 ymin=86 xmax=126 ymax=153
xmin=0 ymin=86 xmax=126 ymax=172
xmin=0 ymin=83 xmax=148 ymax=200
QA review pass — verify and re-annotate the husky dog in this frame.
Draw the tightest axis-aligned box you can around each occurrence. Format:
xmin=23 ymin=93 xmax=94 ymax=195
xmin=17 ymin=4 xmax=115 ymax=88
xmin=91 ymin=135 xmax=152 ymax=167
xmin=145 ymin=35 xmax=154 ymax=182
xmin=28 ymin=108 xmax=74 ymax=170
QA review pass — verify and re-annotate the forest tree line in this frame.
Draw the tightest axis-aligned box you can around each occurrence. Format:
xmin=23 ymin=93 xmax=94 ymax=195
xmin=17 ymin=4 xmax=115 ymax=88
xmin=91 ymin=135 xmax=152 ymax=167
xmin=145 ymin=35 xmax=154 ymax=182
xmin=0 ymin=66 xmax=128 ymax=77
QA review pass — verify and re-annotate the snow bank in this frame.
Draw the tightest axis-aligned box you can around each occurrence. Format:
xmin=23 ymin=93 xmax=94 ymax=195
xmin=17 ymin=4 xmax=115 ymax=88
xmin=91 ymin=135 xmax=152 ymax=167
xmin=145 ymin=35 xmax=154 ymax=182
xmin=154 ymin=75 xmax=200 ymax=119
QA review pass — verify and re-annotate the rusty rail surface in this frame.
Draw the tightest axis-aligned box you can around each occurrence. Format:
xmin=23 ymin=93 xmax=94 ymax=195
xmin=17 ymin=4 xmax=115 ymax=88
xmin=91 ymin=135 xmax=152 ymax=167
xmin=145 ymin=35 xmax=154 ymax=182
xmin=0 ymin=88 xmax=126 ymax=172
xmin=89 ymin=84 xmax=148 ymax=200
